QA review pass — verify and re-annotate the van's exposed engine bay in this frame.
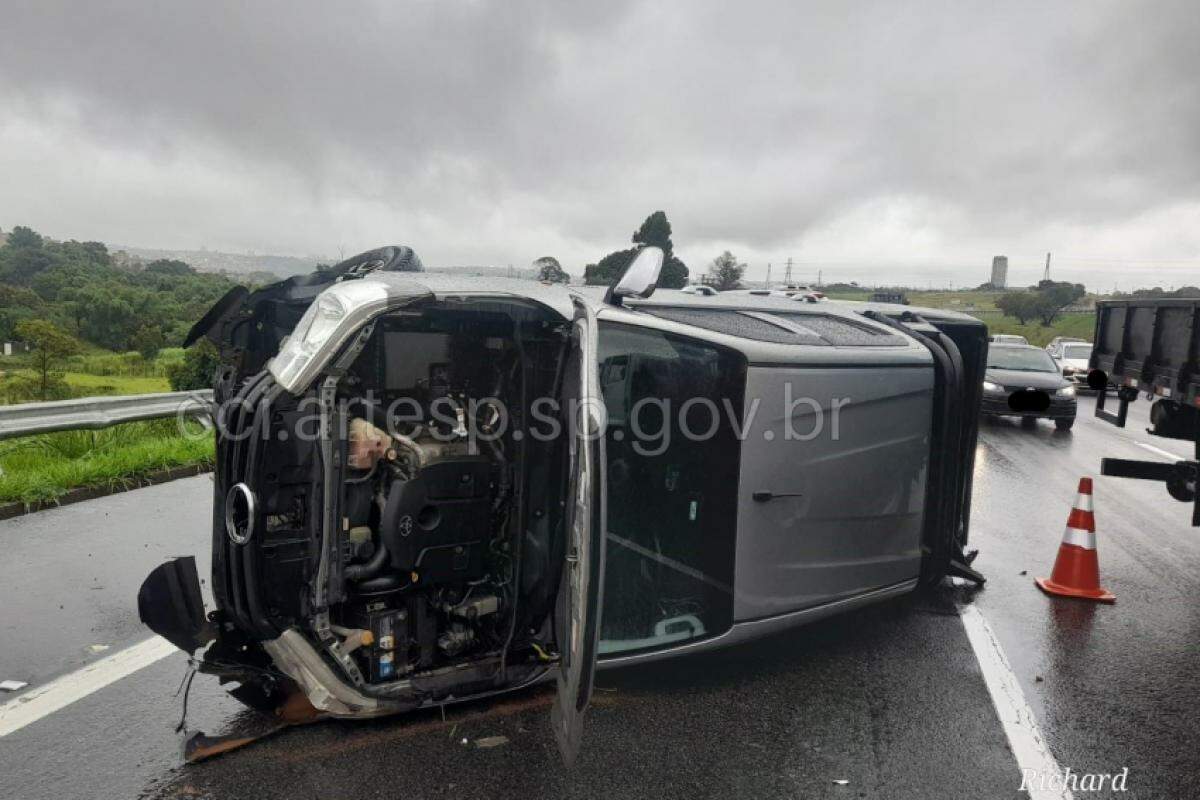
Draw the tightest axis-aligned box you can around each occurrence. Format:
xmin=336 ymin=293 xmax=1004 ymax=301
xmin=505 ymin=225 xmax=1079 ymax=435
xmin=138 ymin=248 xmax=591 ymax=740
xmin=202 ymin=303 xmax=572 ymax=712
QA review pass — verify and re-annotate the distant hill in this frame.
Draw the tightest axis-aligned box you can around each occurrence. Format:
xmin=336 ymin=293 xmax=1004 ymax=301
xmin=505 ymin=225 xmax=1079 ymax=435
xmin=117 ymin=246 xmax=326 ymax=279
xmin=117 ymin=245 xmax=540 ymax=282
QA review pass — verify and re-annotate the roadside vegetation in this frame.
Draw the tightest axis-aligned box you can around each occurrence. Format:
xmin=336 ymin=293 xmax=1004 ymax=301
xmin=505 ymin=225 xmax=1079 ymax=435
xmin=0 ymin=418 xmax=214 ymax=505
xmin=0 ymin=226 xmax=234 ymax=504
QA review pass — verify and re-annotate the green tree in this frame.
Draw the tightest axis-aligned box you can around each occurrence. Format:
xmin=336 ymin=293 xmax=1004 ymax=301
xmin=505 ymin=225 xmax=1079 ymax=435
xmin=6 ymin=226 xmax=43 ymax=249
xmin=0 ymin=285 xmax=43 ymax=340
xmin=533 ymin=256 xmax=570 ymax=284
xmin=584 ymin=248 xmax=636 ymax=286
xmin=79 ymin=291 xmax=138 ymax=350
xmin=167 ymin=339 xmax=222 ymax=391
xmin=131 ymin=324 xmax=166 ymax=361
xmin=15 ymin=318 xmax=80 ymax=400
xmin=584 ymin=211 xmax=690 ymax=288
xmin=632 ymin=210 xmax=688 ymax=288
xmin=996 ymin=292 xmax=1041 ymax=324
xmin=1033 ymin=281 xmax=1086 ymax=326
xmin=0 ymin=225 xmax=240 ymax=354
xmin=707 ymin=251 xmax=746 ymax=291
xmin=144 ymin=258 xmax=194 ymax=276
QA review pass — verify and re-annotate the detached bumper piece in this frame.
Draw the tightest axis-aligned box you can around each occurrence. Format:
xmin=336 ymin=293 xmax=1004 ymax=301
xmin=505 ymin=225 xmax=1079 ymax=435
xmin=137 ymin=557 xmax=214 ymax=654
xmin=183 ymin=688 xmax=325 ymax=764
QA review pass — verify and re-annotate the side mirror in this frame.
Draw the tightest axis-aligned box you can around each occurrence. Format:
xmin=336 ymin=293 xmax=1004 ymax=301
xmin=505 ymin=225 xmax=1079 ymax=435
xmin=604 ymin=247 xmax=664 ymax=306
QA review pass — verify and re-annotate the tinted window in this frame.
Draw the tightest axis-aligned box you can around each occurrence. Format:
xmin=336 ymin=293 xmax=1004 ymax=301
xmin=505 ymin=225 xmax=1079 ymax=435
xmin=987 ymin=347 xmax=1059 ymax=372
xmin=597 ymin=323 xmax=745 ymax=656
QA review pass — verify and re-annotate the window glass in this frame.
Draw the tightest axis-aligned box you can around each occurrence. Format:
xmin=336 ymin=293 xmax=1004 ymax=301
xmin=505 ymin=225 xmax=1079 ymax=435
xmin=987 ymin=347 xmax=1059 ymax=372
xmin=597 ymin=323 xmax=745 ymax=656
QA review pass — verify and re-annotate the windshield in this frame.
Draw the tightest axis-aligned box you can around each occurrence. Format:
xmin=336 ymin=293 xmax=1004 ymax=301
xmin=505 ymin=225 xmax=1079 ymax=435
xmin=1062 ymin=344 xmax=1092 ymax=360
xmin=987 ymin=347 xmax=1059 ymax=372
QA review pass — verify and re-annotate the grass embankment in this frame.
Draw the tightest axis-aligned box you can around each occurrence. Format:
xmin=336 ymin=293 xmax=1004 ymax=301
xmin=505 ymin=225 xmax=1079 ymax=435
xmin=0 ymin=419 xmax=214 ymax=504
xmin=0 ymin=347 xmax=208 ymax=506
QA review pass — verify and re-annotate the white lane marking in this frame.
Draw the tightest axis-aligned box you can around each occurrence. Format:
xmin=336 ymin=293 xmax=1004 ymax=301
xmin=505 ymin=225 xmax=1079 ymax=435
xmin=1135 ymin=441 xmax=1182 ymax=462
xmin=958 ymin=603 xmax=1073 ymax=800
xmin=0 ymin=637 xmax=177 ymax=737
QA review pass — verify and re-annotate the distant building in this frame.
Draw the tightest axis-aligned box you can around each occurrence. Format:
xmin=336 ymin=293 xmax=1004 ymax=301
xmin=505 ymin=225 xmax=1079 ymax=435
xmin=2 ymin=341 xmax=32 ymax=357
xmin=990 ymin=256 xmax=1009 ymax=289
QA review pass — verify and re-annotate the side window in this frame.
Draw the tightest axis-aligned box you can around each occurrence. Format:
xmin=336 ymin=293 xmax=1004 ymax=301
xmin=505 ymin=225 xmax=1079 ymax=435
xmin=596 ymin=322 xmax=745 ymax=656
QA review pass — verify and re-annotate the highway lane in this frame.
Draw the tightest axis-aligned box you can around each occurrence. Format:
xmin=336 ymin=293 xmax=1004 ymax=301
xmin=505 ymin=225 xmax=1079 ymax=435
xmin=0 ymin=393 xmax=1194 ymax=799
xmin=0 ymin=474 xmax=216 ymax=687
xmin=968 ymin=394 xmax=1200 ymax=799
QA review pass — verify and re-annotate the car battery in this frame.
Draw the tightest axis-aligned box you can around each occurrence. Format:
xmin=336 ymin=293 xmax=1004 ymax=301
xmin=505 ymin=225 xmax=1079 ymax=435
xmin=351 ymin=601 xmax=410 ymax=683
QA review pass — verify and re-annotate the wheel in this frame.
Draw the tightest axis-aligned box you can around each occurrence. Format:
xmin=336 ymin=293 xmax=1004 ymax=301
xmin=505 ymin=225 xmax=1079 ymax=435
xmin=1055 ymin=417 xmax=1075 ymax=431
xmin=1167 ymin=477 xmax=1195 ymax=503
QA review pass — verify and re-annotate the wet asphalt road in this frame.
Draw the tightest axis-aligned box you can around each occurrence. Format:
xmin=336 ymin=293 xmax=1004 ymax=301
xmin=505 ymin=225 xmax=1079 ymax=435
xmin=0 ymin=394 xmax=1196 ymax=799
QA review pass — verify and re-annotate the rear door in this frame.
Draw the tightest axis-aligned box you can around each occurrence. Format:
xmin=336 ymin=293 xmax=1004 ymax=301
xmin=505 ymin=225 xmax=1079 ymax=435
xmin=551 ymin=297 xmax=607 ymax=765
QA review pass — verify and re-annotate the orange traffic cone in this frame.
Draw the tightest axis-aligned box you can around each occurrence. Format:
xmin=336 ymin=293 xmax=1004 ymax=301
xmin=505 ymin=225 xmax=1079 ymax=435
xmin=1035 ymin=477 xmax=1115 ymax=603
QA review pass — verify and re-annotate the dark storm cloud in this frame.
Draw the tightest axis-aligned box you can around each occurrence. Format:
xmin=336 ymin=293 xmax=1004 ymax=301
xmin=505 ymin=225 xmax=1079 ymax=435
xmin=1 ymin=0 xmax=1198 ymax=285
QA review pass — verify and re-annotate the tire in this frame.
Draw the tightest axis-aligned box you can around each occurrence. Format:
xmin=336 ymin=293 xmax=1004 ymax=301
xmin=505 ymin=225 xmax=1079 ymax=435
xmin=1055 ymin=417 xmax=1075 ymax=431
xmin=1168 ymin=477 xmax=1196 ymax=503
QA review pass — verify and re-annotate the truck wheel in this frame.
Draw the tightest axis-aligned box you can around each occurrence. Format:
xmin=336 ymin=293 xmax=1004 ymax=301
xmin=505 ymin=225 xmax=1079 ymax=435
xmin=1056 ymin=418 xmax=1075 ymax=431
xmin=1168 ymin=477 xmax=1196 ymax=503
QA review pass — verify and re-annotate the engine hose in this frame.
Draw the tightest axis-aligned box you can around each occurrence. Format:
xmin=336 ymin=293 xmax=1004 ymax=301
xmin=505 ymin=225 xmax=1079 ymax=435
xmin=344 ymin=540 xmax=390 ymax=582
xmin=379 ymin=477 xmax=409 ymax=571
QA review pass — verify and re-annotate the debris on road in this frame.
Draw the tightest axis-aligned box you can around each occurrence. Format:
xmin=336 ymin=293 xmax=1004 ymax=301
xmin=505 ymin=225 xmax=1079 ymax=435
xmin=0 ymin=680 xmax=28 ymax=692
xmin=832 ymin=779 xmax=850 ymax=786
xmin=475 ymin=736 xmax=509 ymax=749
xmin=86 ymin=644 xmax=110 ymax=654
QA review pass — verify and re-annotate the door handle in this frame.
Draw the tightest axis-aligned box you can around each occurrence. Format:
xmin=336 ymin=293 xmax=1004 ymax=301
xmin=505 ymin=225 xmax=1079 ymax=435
xmin=752 ymin=491 xmax=803 ymax=502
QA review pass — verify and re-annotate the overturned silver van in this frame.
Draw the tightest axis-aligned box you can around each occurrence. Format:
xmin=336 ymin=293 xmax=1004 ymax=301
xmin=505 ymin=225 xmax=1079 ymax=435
xmin=138 ymin=246 xmax=987 ymax=762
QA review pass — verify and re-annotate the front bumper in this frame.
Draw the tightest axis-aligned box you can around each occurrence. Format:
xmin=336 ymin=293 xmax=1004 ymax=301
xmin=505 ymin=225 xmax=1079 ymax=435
xmin=980 ymin=391 xmax=1077 ymax=419
xmin=1061 ymin=369 xmax=1090 ymax=389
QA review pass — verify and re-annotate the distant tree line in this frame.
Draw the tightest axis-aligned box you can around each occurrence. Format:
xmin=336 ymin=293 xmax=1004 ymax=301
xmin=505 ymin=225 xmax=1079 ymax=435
xmin=1112 ymin=286 xmax=1200 ymax=299
xmin=0 ymin=225 xmax=240 ymax=353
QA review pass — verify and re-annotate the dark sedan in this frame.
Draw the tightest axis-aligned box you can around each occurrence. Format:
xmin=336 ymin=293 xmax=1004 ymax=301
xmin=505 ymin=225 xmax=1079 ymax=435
xmin=981 ymin=343 xmax=1077 ymax=430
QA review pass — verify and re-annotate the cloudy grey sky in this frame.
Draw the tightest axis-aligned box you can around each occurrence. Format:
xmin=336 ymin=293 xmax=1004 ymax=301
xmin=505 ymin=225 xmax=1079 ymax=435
xmin=1 ymin=0 xmax=1198 ymax=289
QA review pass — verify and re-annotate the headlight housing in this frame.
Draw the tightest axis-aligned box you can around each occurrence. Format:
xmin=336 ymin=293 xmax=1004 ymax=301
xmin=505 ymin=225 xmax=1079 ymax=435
xmin=269 ymin=279 xmax=391 ymax=392
xmin=1057 ymin=385 xmax=1076 ymax=397
xmin=982 ymin=380 xmax=1003 ymax=392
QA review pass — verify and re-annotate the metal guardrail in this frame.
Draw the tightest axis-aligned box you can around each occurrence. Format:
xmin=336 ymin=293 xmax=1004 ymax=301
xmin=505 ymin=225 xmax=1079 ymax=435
xmin=0 ymin=391 xmax=214 ymax=441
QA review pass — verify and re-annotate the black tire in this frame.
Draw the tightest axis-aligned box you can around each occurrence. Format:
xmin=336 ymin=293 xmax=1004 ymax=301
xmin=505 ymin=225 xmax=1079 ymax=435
xmin=1055 ymin=417 xmax=1075 ymax=431
xmin=1167 ymin=477 xmax=1195 ymax=503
